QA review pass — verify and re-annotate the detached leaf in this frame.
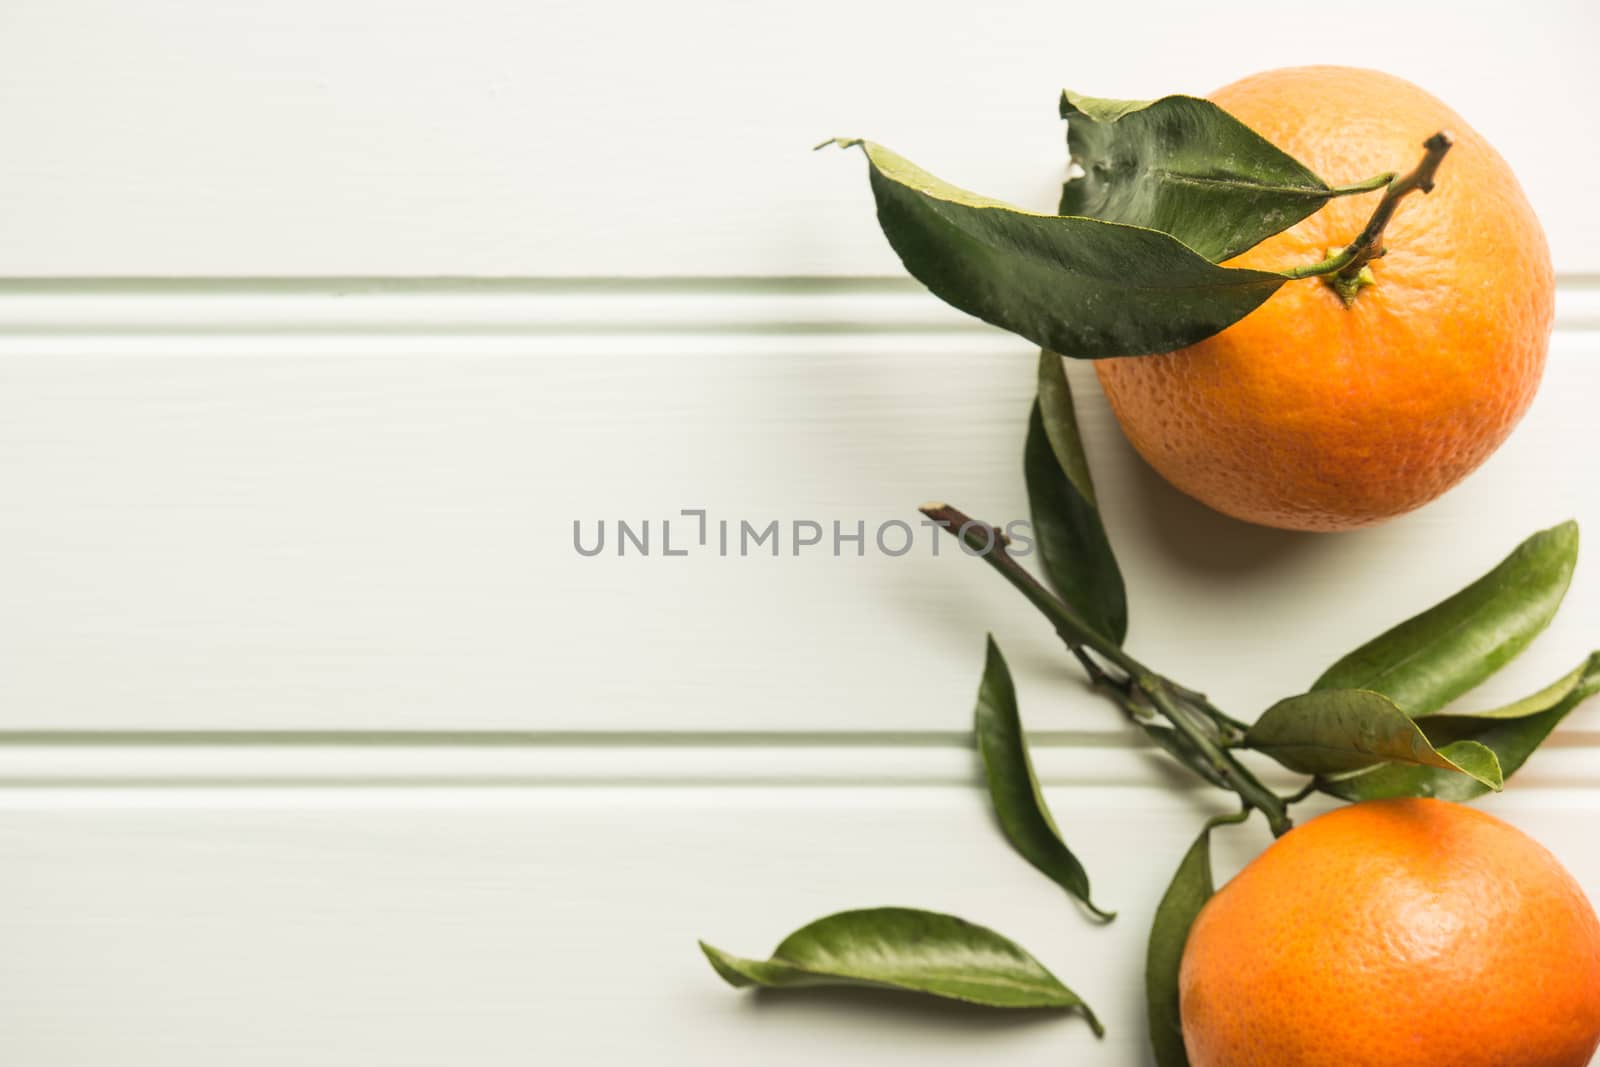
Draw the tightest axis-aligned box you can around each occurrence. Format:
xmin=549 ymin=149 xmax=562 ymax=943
xmin=1146 ymin=823 xmax=1218 ymax=1067
xmin=1060 ymin=91 xmax=1345 ymax=262
xmin=1314 ymin=522 xmax=1578 ymax=716
xmin=1323 ymin=653 xmax=1600 ymax=803
xmin=699 ymin=907 xmax=1102 ymax=1031
xmin=1025 ymin=350 xmax=1127 ymax=644
xmin=827 ymin=139 xmax=1285 ymax=358
xmin=1246 ymin=689 xmax=1503 ymax=790
xmin=975 ymin=636 xmax=1113 ymax=919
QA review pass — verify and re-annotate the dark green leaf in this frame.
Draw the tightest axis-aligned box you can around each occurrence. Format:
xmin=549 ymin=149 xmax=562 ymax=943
xmin=1246 ymin=689 xmax=1503 ymax=790
xmin=1313 ymin=522 xmax=1578 ymax=716
xmin=826 ymin=139 xmax=1285 ymax=358
xmin=1322 ymin=653 xmax=1600 ymax=802
xmin=1025 ymin=350 xmax=1127 ymax=644
xmin=699 ymin=907 xmax=1102 ymax=1030
xmin=1146 ymin=822 xmax=1219 ymax=1067
xmin=975 ymin=636 xmax=1113 ymax=919
xmin=1060 ymin=91 xmax=1347 ymax=262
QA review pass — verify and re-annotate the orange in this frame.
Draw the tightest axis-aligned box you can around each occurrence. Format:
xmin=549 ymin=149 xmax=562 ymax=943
xmin=1094 ymin=67 xmax=1553 ymax=531
xmin=1179 ymin=798 xmax=1600 ymax=1067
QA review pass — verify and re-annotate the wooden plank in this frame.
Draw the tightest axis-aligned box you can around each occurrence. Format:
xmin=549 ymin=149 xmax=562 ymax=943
xmin=3 ymin=284 xmax=1598 ymax=733
xmin=0 ymin=0 xmax=1595 ymax=275
xmin=2 ymin=783 xmax=1598 ymax=1065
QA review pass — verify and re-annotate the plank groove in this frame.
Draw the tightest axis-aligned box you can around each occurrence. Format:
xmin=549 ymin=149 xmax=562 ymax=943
xmin=0 ymin=733 xmax=1598 ymax=789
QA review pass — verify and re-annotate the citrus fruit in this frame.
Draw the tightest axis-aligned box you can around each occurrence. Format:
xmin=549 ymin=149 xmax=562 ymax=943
xmin=1093 ymin=66 xmax=1554 ymax=531
xmin=1179 ymin=798 xmax=1600 ymax=1067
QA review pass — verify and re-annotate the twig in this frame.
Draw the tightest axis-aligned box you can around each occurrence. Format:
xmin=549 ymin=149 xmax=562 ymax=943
xmin=1280 ymin=132 xmax=1453 ymax=305
xmin=920 ymin=502 xmax=1294 ymax=836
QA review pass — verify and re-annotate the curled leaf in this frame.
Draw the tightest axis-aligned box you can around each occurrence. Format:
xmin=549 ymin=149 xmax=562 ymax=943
xmin=1313 ymin=522 xmax=1578 ymax=715
xmin=700 ymin=907 xmax=1102 ymax=1031
xmin=1323 ymin=653 xmax=1600 ymax=802
xmin=975 ymin=636 xmax=1113 ymax=919
xmin=1060 ymin=91 xmax=1349 ymax=262
xmin=1246 ymin=689 xmax=1503 ymax=791
xmin=1025 ymin=350 xmax=1127 ymax=644
xmin=825 ymin=139 xmax=1285 ymax=358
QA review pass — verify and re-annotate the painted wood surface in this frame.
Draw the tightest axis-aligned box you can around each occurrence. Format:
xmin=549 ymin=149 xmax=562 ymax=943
xmin=2 ymin=2 xmax=1598 ymax=1063
xmin=0 ymin=0 xmax=1596 ymax=276
xmin=4 ymin=782 xmax=1600 ymax=1065
xmin=2 ymin=281 xmax=1598 ymax=1067
xmin=3 ymin=284 xmax=1598 ymax=734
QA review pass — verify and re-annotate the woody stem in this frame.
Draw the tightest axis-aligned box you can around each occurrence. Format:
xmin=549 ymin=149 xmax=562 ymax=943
xmin=1280 ymin=131 xmax=1454 ymax=289
xmin=919 ymin=502 xmax=1293 ymax=836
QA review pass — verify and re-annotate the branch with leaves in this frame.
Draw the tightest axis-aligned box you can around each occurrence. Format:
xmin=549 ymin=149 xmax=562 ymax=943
xmin=821 ymin=91 xmax=1452 ymax=358
xmin=703 ymin=86 xmax=1598 ymax=1065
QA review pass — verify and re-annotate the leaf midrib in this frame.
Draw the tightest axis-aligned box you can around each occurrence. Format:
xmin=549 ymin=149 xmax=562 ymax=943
xmin=1341 ymin=587 xmax=1514 ymax=701
xmin=1147 ymin=168 xmax=1329 ymax=197
xmin=1251 ymin=735 xmax=1433 ymax=763
xmin=774 ymin=959 xmax=1063 ymax=997
xmin=921 ymin=194 xmax=1281 ymax=293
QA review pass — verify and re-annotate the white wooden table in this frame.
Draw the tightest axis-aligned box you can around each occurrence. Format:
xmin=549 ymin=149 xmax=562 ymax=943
xmin=2 ymin=1 xmax=1597 ymax=1062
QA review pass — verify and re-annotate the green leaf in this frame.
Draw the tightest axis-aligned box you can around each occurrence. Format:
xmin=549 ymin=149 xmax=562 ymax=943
xmin=975 ymin=636 xmax=1113 ymax=919
xmin=1431 ymin=653 xmax=1600 ymax=721
xmin=1313 ymin=522 xmax=1579 ymax=716
xmin=699 ymin=907 xmax=1102 ymax=1031
xmin=1246 ymin=689 xmax=1503 ymax=790
xmin=1322 ymin=653 xmax=1600 ymax=802
xmin=1060 ymin=92 xmax=1347 ymax=263
xmin=1146 ymin=821 xmax=1220 ymax=1067
xmin=825 ymin=139 xmax=1286 ymax=358
xmin=1025 ymin=350 xmax=1127 ymax=644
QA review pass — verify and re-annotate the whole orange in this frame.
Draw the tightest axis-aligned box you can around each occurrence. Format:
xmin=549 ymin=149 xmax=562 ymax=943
xmin=1179 ymin=798 xmax=1600 ymax=1067
xmin=1094 ymin=67 xmax=1553 ymax=531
